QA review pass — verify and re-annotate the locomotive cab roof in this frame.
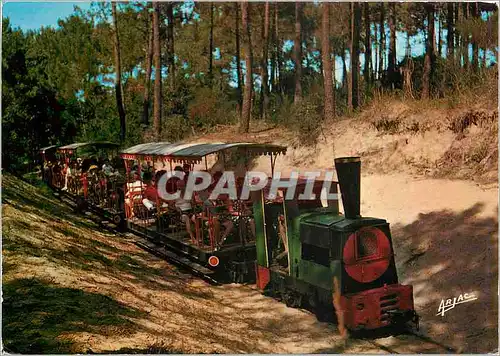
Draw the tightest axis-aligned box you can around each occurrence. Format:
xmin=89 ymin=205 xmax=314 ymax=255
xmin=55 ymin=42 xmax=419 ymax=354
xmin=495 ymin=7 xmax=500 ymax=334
xmin=301 ymin=212 xmax=387 ymax=232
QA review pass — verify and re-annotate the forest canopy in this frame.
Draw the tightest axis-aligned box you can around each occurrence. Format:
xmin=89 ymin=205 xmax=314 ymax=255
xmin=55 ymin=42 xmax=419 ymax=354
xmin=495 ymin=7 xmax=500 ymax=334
xmin=2 ymin=2 xmax=498 ymax=172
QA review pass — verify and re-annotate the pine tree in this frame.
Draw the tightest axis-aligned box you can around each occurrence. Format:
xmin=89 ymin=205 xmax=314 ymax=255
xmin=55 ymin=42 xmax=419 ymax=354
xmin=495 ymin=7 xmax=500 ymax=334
xmin=294 ymin=2 xmax=303 ymax=104
xmin=240 ymin=1 xmax=253 ymax=133
xmin=322 ymin=2 xmax=335 ymax=120
xmin=112 ymin=2 xmax=126 ymax=143
xmin=152 ymin=1 xmax=162 ymax=139
xmin=142 ymin=5 xmax=153 ymax=127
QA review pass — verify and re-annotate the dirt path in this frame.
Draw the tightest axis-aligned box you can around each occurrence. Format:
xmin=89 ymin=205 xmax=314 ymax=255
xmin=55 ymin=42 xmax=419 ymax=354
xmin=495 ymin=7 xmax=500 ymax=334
xmin=3 ymin=173 xmax=497 ymax=353
xmin=362 ymin=174 xmax=498 ymax=353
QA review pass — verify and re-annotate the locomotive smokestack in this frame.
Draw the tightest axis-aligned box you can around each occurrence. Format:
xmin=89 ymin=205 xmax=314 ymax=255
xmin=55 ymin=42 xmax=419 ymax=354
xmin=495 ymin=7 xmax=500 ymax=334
xmin=334 ymin=157 xmax=361 ymax=219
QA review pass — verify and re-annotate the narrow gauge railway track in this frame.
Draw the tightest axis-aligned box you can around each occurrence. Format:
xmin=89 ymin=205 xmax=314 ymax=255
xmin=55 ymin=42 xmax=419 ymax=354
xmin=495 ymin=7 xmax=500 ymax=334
xmin=56 ymin=192 xmax=456 ymax=354
xmin=56 ymin=191 xmax=221 ymax=286
xmin=362 ymin=331 xmax=458 ymax=354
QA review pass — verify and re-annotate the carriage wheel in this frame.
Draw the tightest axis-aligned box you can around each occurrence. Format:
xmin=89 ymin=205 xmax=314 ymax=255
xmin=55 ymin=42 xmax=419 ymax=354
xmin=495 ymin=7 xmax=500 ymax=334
xmin=75 ymin=197 xmax=87 ymax=213
xmin=113 ymin=213 xmax=122 ymax=225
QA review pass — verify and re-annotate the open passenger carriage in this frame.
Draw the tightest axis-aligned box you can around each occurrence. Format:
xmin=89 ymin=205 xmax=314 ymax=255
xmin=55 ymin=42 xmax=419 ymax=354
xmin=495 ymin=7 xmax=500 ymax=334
xmin=39 ymin=145 xmax=58 ymax=184
xmin=54 ymin=142 xmax=125 ymax=223
xmin=120 ymin=141 xmax=287 ymax=282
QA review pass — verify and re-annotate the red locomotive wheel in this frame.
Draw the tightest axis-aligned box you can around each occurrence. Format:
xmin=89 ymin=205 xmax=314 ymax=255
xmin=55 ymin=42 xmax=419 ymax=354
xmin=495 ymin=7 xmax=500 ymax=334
xmin=208 ymin=255 xmax=220 ymax=267
xmin=343 ymin=227 xmax=391 ymax=283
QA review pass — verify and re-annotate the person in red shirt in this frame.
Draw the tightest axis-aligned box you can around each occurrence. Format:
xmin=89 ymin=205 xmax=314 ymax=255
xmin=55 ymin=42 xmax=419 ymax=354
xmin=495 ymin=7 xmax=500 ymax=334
xmin=142 ymin=171 xmax=157 ymax=211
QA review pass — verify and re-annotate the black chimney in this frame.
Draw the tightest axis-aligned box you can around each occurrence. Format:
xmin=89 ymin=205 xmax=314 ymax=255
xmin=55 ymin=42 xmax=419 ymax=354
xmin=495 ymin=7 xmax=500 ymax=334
xmin=334 ymin=157 xmax=361 ymax=219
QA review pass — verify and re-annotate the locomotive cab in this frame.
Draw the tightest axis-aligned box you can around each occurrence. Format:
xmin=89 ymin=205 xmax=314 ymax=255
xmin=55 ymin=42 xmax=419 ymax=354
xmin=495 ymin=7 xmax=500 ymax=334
xmin=296 ymin=215 xmax=417 ymax=330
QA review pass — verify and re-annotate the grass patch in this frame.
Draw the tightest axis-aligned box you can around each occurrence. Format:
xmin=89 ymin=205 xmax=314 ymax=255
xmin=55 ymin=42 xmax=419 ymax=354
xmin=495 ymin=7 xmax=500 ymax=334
xmin=2 ymin=277 xmax=145 ymax=354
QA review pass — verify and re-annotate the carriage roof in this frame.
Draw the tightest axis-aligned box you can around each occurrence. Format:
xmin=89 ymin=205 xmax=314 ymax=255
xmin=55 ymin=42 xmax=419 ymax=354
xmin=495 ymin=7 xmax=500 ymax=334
xmin=39 ymin=145 xmax=58 ymax=154
xmin=57 ymin=142 xmax=119 ymax=153
xmin=120 ymin=142 xmax=287 ymax=163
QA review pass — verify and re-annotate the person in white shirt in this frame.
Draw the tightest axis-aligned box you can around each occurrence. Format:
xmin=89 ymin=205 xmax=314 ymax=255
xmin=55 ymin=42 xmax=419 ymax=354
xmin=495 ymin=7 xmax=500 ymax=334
xmin=174 ymin=178 xmax=195 ymax=242
xmin=102 ymin=160 xmax=113 ymax=176
xmin=61 ymin=160 xmax=74 ymax=191
xmin=125 ymin=172 xmax=145 ymax=218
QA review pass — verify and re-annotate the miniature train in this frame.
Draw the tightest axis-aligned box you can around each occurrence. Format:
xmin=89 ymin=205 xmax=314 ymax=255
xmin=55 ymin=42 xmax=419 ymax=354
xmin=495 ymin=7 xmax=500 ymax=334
xmin=40 ymin=141 xmax=418 ymax=331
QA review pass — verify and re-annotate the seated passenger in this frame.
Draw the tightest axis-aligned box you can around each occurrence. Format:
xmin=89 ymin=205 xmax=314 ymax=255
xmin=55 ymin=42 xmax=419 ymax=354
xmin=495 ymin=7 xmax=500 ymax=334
xmin=240 ymin=202 xmax=256 ymax=241
xmin=126 ymin=172 xmax=144 ymax=195
xmin=174 ymin=179 xmax=195 ymax=242
xmin=141 ymin=171 xmax=157 ymax=211
xmin=183 ymin=163 xmax=191 ymax=183
xmin=61 ymin=162 xmax=71 ymax=191
xmin=125 ymin=172 xmax=145 ymax=218
xmin=200 ymin=172 xmax=235 ymax=247
xmin=102 ymin=159 xmax=113 ymax=176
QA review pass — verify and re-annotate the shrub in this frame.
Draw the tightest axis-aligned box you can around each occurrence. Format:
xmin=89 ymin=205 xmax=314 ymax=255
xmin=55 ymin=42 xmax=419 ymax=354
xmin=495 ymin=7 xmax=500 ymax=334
xmin=187 ymin=87 xmax=236 ymax=131
xmin=281 ymin=95 xmax=323 ymax=146
xmin=372 ymin=117 xmax=401 ymax=134
xmin=448 ymin=110 xmax=498 ymax=134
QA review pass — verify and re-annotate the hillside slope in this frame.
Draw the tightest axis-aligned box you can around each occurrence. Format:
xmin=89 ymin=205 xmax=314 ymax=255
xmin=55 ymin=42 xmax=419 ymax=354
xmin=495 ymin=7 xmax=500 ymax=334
xmin=3 ymin=174 xmax=379 ymax=354
xmin=191 ymin=91 xmax=498 ymax=187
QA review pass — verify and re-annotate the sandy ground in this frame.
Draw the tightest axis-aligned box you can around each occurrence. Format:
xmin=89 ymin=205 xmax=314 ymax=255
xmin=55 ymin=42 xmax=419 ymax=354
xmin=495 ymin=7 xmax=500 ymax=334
xmin=3 ymin=172 xmax=497 ymax=353
xmin=362 ymin=174 xmax=498 ymax=353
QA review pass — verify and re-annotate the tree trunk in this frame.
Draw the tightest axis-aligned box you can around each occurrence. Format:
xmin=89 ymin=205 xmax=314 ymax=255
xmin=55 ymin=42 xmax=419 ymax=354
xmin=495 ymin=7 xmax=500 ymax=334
xmin=350 ymin=2 xmax=361 ymax=110
xmin=259 ymin=2 xmax=270 ymax=120
xmin=270 ymin=5 xmax=276 ymax=94
xmin=275 ymin=2 xmax=282 ymax=95
xmin=446 ymin=2 xmax=454 ymax=61
xmin=235 ymin=2 xmax=243 ymax=114
xmin=471 ymin=3 xmax=479 ymax=73
xmin=342 ymin=44 xmax=347 ymax=90
xmin=347 ymin=5 xmax=352 ymax=110
xmin=375 ymin=25 xmax=379 ymax=80
xmin=421 ymin=4 xmax=435 ymax=100
xmin=462 ymin=3 xmax=470 ymax=69
xmin=378 ymin=3 xmax=385 ymax=79
xmin=142 ymin=8 xmax=154 ymax=127
xmin=454 ymin=3 xmax=460 ymax=64
xmin=153 ymin=2 xmax=162 ymax=139
xmin=167 ymin=2 xmax=175 ymax=89
xmin=322 ymin=2 xmax=335 ymax=120
xmin=294 ymin=2 xmax=303 ymax=104
xmin=387 ymin=2 xmax=396 ymax=89
xmin=240 ymin=1 xmax=253 ymax=133
xmin=482 ymin=47 xmax=488 ymax=70
xmin=403 ymin=36 xmax=414 ymax=99
xmin=209 ymin=2 xmax=214 ymax=86
xmin=363 ymin=2 xmax=371 ymax=93
xmin=112 ymin=2 xmax=126 ymax=143
xmin=437 ymin=7 xmax=442 ymax=58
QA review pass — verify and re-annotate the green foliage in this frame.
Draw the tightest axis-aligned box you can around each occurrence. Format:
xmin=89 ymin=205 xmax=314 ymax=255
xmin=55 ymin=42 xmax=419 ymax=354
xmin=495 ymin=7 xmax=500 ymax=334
xmin=1 ymin=2 xmax=498 ymax=171
xmin=2 ymin=19 xmax=81 ymax=172
xmin=163 ymin=115 xmax=191 ymax=142
xmin=273 ymin=92 xmax=324 ymax=146
xmin=187 ymin=86 xmax=237 ymax=130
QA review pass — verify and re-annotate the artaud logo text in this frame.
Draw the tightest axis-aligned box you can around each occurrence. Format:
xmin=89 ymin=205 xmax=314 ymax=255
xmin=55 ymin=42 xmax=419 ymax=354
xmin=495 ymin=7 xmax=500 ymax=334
xmin=436 ymin=293 xmax=477 ymax=317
